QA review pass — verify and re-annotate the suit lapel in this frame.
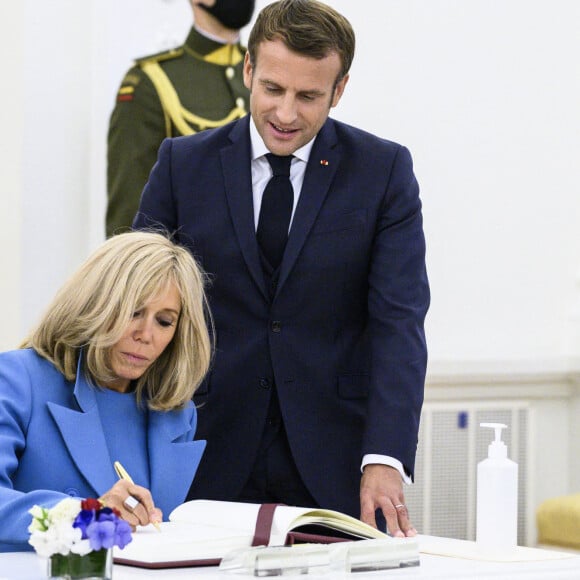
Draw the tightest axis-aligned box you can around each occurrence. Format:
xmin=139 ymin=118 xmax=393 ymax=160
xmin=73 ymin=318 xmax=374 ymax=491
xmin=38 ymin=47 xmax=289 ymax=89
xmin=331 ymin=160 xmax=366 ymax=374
xmin=221 ymin=117 xmax=269 ymax=301
xmin=219 ymin=118 xmax=340 ymax=299
xmin=47 ymin=371 xmax=116 ymax=496
xmin=48 ymin=369 xmax=205 ymax=513
xmin=277 ymin=120 xmax=340 ymax=293
xmin=147 ymin=409 xmax=206 ymax=513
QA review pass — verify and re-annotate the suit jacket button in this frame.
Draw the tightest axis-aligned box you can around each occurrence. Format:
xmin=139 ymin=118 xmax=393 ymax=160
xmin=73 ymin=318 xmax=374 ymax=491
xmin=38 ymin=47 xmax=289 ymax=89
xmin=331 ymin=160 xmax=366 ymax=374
xmin=259 ymin=378 xmax=270 ymax=389
xmin=271 ymin=321 xmax=281 ymax=333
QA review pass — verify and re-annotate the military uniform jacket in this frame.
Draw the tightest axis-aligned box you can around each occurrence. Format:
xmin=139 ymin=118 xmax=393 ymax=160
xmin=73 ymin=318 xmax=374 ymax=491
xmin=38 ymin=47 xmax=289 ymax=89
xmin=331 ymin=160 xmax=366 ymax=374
xmin=106 ymin=27 xmax=249 ymax=237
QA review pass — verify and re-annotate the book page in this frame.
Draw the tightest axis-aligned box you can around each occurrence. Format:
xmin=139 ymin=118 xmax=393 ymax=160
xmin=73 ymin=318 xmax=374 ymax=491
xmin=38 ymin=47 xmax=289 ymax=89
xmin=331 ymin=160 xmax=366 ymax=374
xmin=270 ymin=507 xmax=388 ymax=545
xmin=169 ymin=499 xmax=261 ymax=533
xmin=113 ymin=521 xmax=254 ymax=565
xmin=169 ymin=500 xmax=388 ymax=546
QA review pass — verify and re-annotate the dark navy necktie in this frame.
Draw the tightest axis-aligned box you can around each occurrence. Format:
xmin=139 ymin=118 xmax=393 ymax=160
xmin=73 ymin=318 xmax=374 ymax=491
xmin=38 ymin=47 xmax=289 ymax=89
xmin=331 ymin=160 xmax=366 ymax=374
xmin=257 ymin=154 xmax=294 ymax=269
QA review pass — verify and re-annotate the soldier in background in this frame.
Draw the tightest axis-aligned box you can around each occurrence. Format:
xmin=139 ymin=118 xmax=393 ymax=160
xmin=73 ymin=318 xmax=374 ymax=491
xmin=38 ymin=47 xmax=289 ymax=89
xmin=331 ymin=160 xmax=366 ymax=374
xmin=106 ymin=0 xmax=255 ymax=237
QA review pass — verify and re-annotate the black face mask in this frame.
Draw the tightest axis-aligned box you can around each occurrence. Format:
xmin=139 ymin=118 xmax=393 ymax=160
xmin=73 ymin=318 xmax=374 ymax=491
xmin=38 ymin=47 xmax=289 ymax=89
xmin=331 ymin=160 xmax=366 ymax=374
xmin=198 ymin=0 xmax=255 ymax=31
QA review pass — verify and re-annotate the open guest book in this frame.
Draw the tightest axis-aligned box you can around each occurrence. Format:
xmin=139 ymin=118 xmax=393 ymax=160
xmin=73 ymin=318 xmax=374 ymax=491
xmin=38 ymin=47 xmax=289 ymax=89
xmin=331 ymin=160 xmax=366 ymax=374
xmin=113 ymin=499 xmax=417 ymax=570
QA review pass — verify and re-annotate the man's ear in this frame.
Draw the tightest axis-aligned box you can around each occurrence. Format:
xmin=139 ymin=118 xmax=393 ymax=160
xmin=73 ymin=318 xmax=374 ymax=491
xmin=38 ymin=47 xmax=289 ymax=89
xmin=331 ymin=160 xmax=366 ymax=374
xmin=243 ymin=51 xmax=253 ymax=91
xmin=331 ymin=74 xmax=349 ymax=108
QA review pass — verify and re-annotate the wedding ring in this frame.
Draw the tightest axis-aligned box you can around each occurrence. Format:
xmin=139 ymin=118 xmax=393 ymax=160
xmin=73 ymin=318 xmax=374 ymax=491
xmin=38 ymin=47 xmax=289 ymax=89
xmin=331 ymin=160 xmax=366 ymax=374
xmin=394 ymin=504 xmax=406 ymax=510
xmin=123 ymin=495 xmax=139 ymax=511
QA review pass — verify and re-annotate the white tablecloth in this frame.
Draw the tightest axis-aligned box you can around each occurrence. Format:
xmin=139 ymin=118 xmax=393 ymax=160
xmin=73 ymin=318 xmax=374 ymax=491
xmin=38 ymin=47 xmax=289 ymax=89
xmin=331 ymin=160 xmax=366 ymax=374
xmin=2 ymin=537 xmax=579 ymax=580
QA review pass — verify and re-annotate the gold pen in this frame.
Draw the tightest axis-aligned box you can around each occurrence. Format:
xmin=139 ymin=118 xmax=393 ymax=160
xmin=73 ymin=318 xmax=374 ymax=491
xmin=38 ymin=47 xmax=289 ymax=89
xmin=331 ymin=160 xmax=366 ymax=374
xmin=114 ymin=460 xmax=161 ymax=532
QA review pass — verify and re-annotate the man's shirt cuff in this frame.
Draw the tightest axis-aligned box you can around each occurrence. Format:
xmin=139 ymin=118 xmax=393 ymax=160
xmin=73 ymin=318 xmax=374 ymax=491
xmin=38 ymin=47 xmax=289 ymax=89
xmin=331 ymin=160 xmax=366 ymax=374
xmin=361 ymin=454 xmax=413 ymax=485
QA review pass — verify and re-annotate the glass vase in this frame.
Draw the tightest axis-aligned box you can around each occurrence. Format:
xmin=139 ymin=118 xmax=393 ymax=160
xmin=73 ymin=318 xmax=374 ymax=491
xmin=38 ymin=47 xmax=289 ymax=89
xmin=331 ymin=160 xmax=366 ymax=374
xmin=47 ymin=548 xmax=112 ymax=579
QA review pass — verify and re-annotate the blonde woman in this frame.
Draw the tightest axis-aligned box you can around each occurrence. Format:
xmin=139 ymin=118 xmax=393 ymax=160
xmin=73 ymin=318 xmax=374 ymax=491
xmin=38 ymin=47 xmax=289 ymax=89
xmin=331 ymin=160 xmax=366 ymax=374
xmin=0 ymin=231 xmax=212 ymax=552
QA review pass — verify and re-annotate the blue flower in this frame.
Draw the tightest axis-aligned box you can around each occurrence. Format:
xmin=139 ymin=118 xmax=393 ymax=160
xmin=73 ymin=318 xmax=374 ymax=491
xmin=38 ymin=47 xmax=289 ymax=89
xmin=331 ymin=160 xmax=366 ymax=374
xmin=96 ymin=508 xmax=116 ymax=522
xmin=86 ymin=520 xmax=116 ymax=551
xmin=114 ymin=519 xmax=133 ymax=549
xmin=72 ymin=509 xmax=96 ymax=539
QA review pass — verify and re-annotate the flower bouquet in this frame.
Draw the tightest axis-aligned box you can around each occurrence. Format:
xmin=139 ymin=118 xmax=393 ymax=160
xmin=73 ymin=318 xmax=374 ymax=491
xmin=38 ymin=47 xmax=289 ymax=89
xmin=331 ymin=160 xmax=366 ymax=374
xmin=29 ymin=497 xmax=132 ymax=579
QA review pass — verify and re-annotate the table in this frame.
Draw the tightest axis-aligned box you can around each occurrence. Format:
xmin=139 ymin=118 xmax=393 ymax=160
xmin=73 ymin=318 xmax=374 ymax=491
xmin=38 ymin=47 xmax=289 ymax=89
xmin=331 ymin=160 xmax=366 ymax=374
xmin=2 ymin=538 xmax=579 ymax=580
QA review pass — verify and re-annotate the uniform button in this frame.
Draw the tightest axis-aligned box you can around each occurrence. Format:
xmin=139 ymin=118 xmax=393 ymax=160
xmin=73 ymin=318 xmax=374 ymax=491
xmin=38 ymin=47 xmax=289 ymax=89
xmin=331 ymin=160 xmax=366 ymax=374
xmin=271 ymin=321 xmax=281 ymax=333
xmin=236 ymin=97 xmax=245 ymax=109
xmin=225 ymin=67 xmax=235 ymax=80
xmin=65 ymin=488 xmax=79 ymax=497
xmin=259 ymin=378 xmax=270 ymax=389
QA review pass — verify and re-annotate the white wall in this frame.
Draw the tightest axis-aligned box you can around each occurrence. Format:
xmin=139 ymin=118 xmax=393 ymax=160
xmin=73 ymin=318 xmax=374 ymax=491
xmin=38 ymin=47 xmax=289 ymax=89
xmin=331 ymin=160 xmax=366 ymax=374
xmin=2 ymin=0 xmax=580 ymax=372
xmin=0 ymin=2 xmax=23 ymax=349
xmin=329 ymin=1 xmax=580 ymax=372
xmin=19 ymin=2 xmax=93 ymax=348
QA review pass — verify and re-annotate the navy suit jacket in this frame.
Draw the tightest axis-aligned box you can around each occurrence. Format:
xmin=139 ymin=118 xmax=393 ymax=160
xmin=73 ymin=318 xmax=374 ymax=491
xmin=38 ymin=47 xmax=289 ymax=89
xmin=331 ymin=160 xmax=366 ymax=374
xmin=134 ymin=115 xmax=429 ymax=517
xmin=0 ymin=349 xmax=205 ymax=551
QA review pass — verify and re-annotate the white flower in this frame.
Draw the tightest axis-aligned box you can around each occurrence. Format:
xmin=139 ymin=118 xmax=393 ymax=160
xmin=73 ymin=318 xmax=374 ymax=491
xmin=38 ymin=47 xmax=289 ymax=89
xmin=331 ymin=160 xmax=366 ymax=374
xmin=28 ymin=530 xmax=54 ymax=559
xmin=28 ymin=498 xmax=82 ymax=557
xmin=28 ymin=517 xmax=46 ymax=533
xmin=70 ymin=538 xmax=92 ymax=556
xmin=28 ymin=505 xmax=45 ymax=521
xmin=48 ymin=498 xmax=81 ymax=525
xmin=28 ymin=506 xmax=49 ymax=533
xmin=51 ymin=522 xmax=82 ymax=555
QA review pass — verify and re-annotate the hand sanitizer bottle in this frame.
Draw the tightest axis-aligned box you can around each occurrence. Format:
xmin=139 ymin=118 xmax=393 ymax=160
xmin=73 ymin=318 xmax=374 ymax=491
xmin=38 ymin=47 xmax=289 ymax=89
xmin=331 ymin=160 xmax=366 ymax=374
xmin=476 ymin=423 xmax=518 ymax=550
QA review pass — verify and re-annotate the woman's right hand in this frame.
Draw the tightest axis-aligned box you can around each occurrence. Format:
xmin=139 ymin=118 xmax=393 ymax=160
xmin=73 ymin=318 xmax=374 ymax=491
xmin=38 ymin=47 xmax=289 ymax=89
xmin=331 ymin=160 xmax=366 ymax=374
xmin=99 ymin=479 xmax=162 ymax=529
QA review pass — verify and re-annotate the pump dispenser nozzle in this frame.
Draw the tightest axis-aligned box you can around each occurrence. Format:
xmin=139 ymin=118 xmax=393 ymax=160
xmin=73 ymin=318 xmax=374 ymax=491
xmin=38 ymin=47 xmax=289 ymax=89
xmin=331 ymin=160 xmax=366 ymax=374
xmin=480 ymin=422 xmax=508 ymax=459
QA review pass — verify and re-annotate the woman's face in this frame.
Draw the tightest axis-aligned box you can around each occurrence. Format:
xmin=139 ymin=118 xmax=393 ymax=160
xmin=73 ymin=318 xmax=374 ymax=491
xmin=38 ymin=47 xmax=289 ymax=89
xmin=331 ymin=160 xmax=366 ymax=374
xmin=103 ymin=283 xmax=181 ymax=393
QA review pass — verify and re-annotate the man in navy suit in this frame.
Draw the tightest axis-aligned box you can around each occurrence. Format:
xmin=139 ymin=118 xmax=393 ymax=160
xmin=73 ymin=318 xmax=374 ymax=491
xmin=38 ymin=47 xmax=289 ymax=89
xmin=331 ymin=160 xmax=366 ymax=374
xmin=134 ymin=0 xmax=429 ymax=537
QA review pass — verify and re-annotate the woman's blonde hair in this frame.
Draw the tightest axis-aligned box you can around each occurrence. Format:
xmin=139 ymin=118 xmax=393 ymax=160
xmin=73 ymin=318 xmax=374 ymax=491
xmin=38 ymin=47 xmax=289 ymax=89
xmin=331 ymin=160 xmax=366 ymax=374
xmin=22 ymin=231 xmax=212 ymax=411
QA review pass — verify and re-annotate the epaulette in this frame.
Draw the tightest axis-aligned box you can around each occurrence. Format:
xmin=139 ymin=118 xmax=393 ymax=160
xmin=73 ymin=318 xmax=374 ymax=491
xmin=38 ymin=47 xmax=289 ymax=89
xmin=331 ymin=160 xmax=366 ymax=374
xmin=135 ymin=46 xmax=185 ymax=66
xmin=115 ymin=47 xmax=184 ymax=103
